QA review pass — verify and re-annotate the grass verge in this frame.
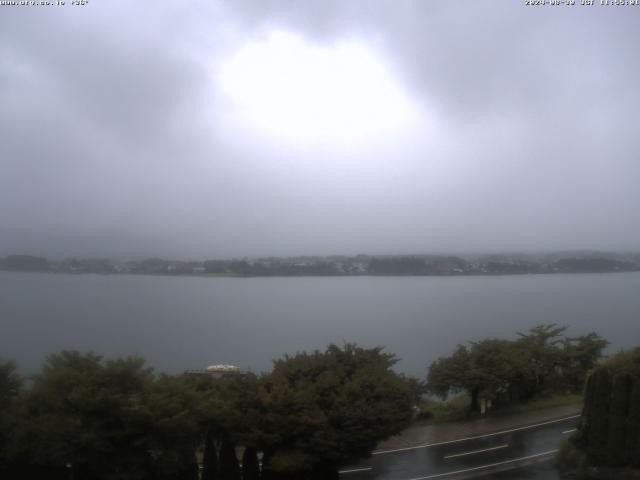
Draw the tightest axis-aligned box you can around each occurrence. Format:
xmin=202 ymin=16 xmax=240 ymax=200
xmin=417 ymin=392 xmax=583 ymax=424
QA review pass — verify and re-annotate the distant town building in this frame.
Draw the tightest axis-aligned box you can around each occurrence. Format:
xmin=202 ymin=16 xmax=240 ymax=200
xmin=185 ymin=364 xmax=244 ymax=379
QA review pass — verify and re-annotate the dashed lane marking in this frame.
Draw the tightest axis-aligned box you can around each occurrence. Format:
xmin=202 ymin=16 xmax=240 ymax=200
xmin=443 ymin=444 xmax=508 ymax=459
xmin=339 ymin=467 xmax=373 ymax=474
xmin=406 ymin=449 xmax=558 ymax=479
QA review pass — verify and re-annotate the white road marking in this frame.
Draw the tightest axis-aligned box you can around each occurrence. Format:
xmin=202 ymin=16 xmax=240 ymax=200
xmin=562 ymin=428 xmax=577 ymax=434
xmin=406 ymin=449 xmax=558 ymax=479
xmin=373 ymin=414 xmax=580 ymax=455
xmin=443 ymin=444 xmax=508 ymax=459
xmin=338 ymin=467 xmax=373 ymax=474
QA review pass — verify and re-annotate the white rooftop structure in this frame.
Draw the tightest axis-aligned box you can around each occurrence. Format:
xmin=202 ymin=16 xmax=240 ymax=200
xmin=206 ymin=364 xmax=240 ymax=373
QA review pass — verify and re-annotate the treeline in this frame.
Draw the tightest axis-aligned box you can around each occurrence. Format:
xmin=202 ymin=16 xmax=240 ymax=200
xmin=426 ymin=325 xmax=608 ymax=413
xmin=0 ymin=327 xmax=618 ymax=478
xmin=0 ymin=345 xmax=417 ymax=480
xmin=2 ymin=253 xmax=639 ymax=277
xmin=368 ymin=256 xmax=468 ymax=275
xmin=368 ymin=256 xmax=639 ymax=276
xmin=0 ymin=255 xmax=51 ymax=272
xmin=561 ymin=347 xmax=640 ymax=473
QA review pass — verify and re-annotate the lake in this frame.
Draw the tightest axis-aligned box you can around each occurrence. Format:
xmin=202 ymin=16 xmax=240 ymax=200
xmin=1 ymin=271 xmax=639 ymax=377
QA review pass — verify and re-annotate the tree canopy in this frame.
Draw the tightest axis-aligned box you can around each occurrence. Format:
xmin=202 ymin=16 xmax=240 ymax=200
xmin=0 ymin=344 xmax=417 ymax=480
xmin=427 ymin=325 xmax=607 ymax=413
xmin=4 ymin=352 xmax=203 ymax=480
xmin=259 ymin=344 xmax=416 ymax=478
xmin=564 ymin=347 xmax=640 ymax=471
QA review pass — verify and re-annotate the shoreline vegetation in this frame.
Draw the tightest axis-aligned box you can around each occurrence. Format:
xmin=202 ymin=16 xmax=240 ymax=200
xmin=1 ymin=251 xmax=639 ymax=278
xmin=0 ymin=345 xmax=417 ymax=480
xmin=0 ymin=325 xmax=612 ymax=479
xmin=418 ymin=392 xmax=583 ymax=424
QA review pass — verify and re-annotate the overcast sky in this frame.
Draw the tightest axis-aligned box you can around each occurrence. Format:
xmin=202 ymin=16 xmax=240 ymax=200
xmin=1 ymin=0 xmax=638 ymax=259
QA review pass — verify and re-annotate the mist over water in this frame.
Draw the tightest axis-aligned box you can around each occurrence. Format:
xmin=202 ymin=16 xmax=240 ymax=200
xmin=3 ymin=271 xmax=639 ymax=377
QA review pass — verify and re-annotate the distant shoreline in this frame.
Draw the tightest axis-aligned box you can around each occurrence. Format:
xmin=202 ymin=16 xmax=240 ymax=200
xmin=2 ymin=252 xmax=638 ymax=278
xmin=2 ymin=268 xmax=639 ymax=279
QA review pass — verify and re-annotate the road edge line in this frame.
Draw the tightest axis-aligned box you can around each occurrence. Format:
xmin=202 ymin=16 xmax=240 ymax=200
xmin=373 ymin=414 xmax=580 ymax=455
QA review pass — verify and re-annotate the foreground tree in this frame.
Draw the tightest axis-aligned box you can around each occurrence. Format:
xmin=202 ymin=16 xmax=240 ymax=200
xmin=218 ymin=438 xmax=240 ymax=480
xmin=13 ymin=352 xmax=202 ymax=480
xmin=241 ymin=446 xmax=259 ymax=480
xmin=259 ymin=344 xmax=416 ymax=479
xmin=516 ymin=324 xmax=568 ymax=398
xmin=427 ymin=325 xmax=608 ymax=414
xmin=0 ymin=361 xmax=22 ymax=477
xmin=201 ymin=429 xmax=218 ymax=480
xmin=193 ymin=372 xmax=262 ymax=479
xmin=23 ymin=351 xmax=146 ymax=478
xmin=560 ymin=347 xmax=640 ymax=475
xmin=427 ymin=340 xmax=526 ymax=413
xmin=426 ymin=345 xmax=476 ymax=409
xmin=144 ymin=374 xmax=202 ymax=479
xmin=2 ymin=344 xmax=421 ymax=479
xmin=560 ymin=332 xmax=609 ymax=390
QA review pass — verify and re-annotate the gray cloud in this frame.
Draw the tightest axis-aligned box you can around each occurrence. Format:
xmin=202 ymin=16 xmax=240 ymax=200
xmin=1 ymin=0 xmax=639 ymax=259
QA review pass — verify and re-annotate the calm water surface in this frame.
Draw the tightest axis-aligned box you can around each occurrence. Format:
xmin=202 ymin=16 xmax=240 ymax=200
xmin=1 ymin=271 xmax=639 ymax=376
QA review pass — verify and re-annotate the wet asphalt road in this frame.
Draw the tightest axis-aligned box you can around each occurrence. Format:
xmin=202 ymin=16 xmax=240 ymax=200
xmin=339 ymin=415 xmax=579 ymax=480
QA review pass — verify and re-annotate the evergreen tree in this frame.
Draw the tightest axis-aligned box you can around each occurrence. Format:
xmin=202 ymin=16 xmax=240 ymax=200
xmin=576 ymin=347 xmax=640 ymax=468
xmin=241 ymin=447 xmax=259 ymax=480
xmin=16 ymin=352 xmax=202 ymax=479
xmin=585 ymin=368 xmax=612 ymax=464
xmin=0 ymin=361 xmax=22 ymax=478
xmin=260 ymin=344 xmax=415 ymax=477
xmin=260 ymin=450 xmax=275 ymax=480
xmin=201 ymin=430 xmax=218 ymax=480
xmin=625 ymin=379 xmax=640 ymax=467
xmin=177 ymin=452 xmax=199 ymax=480
xmin=576 ymin=370 xmax=595 ymax=447
xmin=218 ymin=439 xmax=240 ymax=480
xmin=607 ymin=373 xmax=634 ymax=465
